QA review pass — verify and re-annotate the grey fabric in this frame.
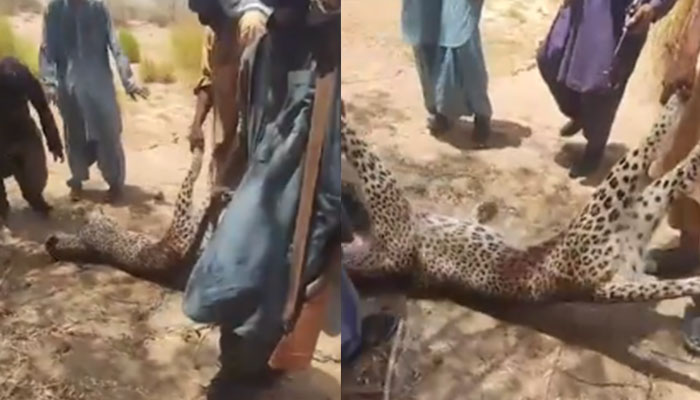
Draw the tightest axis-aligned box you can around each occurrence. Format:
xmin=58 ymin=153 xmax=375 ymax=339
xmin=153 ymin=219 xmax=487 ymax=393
xmin=183 ymin=22 xmax=341 ymax=350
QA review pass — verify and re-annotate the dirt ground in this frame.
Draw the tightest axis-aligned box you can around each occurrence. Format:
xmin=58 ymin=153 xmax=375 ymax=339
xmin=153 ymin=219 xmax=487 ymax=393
xmin=0 ymin=11 xmax=340 ymax=400
xmin=342 ymin=0 xmax=700 ymax=399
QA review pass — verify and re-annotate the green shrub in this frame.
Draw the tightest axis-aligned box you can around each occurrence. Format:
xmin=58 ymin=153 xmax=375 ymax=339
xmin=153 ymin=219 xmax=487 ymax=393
xmin=0 ymin=17 xmax=38 ymax=76
xmin=140 ymin=58 xmax=176 ymax=84
xmin=119 ymin=29 xmax=141 ymax=64
xmin=0 ymin=17 xmax=16 ymax=59
xmin=170 ymin=21 xmax=203 ymax=79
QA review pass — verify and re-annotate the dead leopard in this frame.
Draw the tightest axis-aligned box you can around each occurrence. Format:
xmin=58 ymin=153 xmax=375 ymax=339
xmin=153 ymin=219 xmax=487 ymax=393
xmin=44 ymin=148 xmax=224 ymax=288
xmin=342 ymin=94 xmax=700 ymax=303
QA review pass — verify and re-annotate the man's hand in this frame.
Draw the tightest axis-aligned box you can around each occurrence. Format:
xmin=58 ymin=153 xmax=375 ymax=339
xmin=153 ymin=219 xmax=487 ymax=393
xmin=128 ymin=85 xmax=150 ymax=101
xmin=188 ymin=124 xmax=205 ymax=152
xmin=627 ymin=4 xmax=656 ymax=34
xmin=45 ymin=85 xmax=58 ymax=105
xmin=48 ymin=143 xmax=64 ymax=163
xmin=660 ymin=51 xmax=697 ymax=104
xmin=239 ymin=10 xmax=268 ymax=47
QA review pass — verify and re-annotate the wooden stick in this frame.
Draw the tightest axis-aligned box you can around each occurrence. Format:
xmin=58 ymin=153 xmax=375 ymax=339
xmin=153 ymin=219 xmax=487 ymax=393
xmin=282 ymin=68 xmax=338 ymax=330
xmin=383 ymin=319 xmax=405 ymax=400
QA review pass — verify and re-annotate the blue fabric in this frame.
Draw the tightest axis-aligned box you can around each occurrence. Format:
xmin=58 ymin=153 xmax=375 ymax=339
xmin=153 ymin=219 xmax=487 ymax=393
xmin=403 ymin=0 xmax=491 ymax=119
xmin=183 ymin=28 xmax=341 ymax=346
xmin=412 ymin=34 xmax=492 ymax=119
xmin=341 ymin=266 xmax=362 ymax=361
xmin=401 ymin=0 xmax=483 ymax=48
xmin=40 ymin=0 xmax=135 ymax=190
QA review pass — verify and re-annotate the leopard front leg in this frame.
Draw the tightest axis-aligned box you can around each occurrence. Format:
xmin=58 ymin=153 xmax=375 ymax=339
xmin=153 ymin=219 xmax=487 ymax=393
xmin=340 ymin=115 xmax=417 ymax=275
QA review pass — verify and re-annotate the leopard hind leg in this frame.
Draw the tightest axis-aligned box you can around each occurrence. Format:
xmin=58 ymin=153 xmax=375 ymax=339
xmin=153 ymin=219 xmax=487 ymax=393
xmin=621 ymin=135 xmax=700 ymax=270
xmin=548 ymin=95 xmax=687 ymax=284
xmin=580 ymin=94 xmax=685 ymax=222
xmin=592 ymin=276 xmax=700 ymax=302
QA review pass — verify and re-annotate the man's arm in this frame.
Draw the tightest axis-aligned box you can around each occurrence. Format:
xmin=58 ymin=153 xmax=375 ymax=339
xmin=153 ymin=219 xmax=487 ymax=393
xmin=651 ymin=0 xmax=680 ymax=21
xmin=102 ymin=2 xmax=147 ymax=99
xmin=678 ymin=0 xmax=700 ymax=62
xmin=218 ymin=0 xmax=273 ymax=46
xmin=22 ymin=62 xmax=63 ymax=161
xmin=628 ymin=0 xmax=678 ymax=33
xmin=660 ymin=0 xmax=700 ymax=103
xmin=189 ymin=28 xmax=215 ymax=151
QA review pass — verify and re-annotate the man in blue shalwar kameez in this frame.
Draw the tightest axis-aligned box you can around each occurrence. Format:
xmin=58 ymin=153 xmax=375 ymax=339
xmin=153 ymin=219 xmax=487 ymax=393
xmin=184 ymin=0 xmax=341 ymax=398
xmin=537 ymin=0 xmax=677 ymax=178
xmin=40 ymin=0 xmax=148 ymax=203
xmin=402 ymin=0 xmax=493 ymax=146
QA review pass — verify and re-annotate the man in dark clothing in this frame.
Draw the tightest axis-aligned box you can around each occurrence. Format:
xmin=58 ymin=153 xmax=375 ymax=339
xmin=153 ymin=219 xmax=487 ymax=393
xmin=184 ymin=1 xmax=340 ymax=399
xmin=0 ymin=57 xmax=64 ymax=222
xmin=537 ymin=0 xmax=676 ymax=178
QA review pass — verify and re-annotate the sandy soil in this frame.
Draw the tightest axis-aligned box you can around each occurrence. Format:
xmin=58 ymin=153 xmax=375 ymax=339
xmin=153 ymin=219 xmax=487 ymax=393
xmin=342 ymin=0 xmax=700 ymax=399
xmin=1 ymin=12 xmax=340 ymax=400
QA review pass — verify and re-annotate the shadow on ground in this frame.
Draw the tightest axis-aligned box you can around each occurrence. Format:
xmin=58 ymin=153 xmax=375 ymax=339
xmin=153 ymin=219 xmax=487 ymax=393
xmin=344 ymin=286 xmax=700 ymax=400
xmin=554 ymin=142 xmax=629 ymax=187
xmin=77 ymin=184 xmax=159 ymax=211
xmin=344 ymin=90 xmax=409 ymax=135
xmin=434 ymin=118 xmax=533 ymax=151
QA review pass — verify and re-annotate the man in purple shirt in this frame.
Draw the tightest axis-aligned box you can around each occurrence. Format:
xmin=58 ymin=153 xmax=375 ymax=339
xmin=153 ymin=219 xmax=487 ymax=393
xmin=538 ymin=0 xmax=677 ymax=178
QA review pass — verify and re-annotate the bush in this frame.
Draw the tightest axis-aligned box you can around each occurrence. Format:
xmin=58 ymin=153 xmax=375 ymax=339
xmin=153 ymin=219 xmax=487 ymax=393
xmin=0 ymin=17 xmax=38 ymax=76
xmin=170 ymin=21 xmax=203 ymax=79
xmin=0 ymin=17 xmax=15 ymax=58
xmin=140 ymin=58 xmax=176 ymax=84
xmin=119 ymin=29 xmax=140 ymax=64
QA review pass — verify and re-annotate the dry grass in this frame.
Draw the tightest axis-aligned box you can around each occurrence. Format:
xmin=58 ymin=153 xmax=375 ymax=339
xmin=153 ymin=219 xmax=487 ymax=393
xmin=650 ymin=0 xmax=696 ymax=78
xmin=0 ymin=16 xmax=39 ymax=75
xmin=106 ymin=0 xmax=181 ymax=28
xmin=140 ymin=58 xmax=177 ymax=84
xmin=170 ymin=20 xmax=204 ymax=81
xmin=0 ymin=0 xmax=43 ymax=14
xmin=119 ymin=29 xmax=141 ymax=63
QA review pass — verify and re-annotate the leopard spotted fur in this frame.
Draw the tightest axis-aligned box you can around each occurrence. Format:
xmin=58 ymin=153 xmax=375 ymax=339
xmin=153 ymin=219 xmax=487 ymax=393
xmin=342 ymin=94 xmax=700 ymax=303
xmin=44 ymin=148 xmax=221 ymax=287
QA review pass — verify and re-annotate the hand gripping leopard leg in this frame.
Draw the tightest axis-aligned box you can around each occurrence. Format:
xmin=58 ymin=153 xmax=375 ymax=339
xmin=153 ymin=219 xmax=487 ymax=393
xmin=590 ymin=94 xmax=685 ymax=206
xmin=340 ymin=114 xmax=417 ymax=281
xmin=544 ymin=96 xmax=687 ymax=287
xmin=591 ymin=139 xmax=700 ymax=302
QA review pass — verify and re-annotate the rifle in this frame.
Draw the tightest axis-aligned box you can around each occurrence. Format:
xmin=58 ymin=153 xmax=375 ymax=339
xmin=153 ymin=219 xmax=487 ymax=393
xmin=282 ymin=67 xmax=338 ymax=333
